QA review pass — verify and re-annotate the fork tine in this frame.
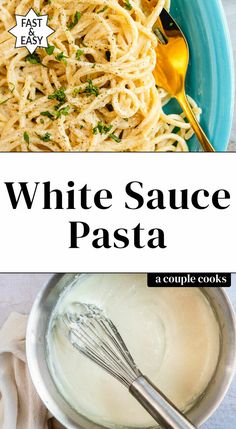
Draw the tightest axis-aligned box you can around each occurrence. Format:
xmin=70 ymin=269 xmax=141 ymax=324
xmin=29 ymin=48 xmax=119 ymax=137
xmin=158 ymin=9 xmax=185 ymax=40
xmin=153 ymin=27 xmax=168 ymax=45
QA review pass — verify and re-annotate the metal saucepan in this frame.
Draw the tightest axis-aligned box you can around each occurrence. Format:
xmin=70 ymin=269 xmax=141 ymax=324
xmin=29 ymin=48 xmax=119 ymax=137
xmin=26 ymin=274 xmax=236 ymax=429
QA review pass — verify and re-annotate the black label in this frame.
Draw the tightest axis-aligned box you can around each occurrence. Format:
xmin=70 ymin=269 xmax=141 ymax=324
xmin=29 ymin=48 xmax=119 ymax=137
xmin=147 ymin=273 xmax=231 ymax=287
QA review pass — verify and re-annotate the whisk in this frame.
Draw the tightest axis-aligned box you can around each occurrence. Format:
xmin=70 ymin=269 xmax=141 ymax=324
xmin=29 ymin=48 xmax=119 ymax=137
xmin=62 ymin=302 xmax=197 ymax=429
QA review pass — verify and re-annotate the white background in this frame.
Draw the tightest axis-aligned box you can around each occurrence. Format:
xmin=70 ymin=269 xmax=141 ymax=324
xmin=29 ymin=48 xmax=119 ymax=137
xmin=0 ymin=153 xmax=235 ymax=272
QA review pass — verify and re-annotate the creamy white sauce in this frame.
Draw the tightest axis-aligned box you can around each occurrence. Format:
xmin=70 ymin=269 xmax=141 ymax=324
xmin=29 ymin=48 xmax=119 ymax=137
xmin=47 ymin=274 xmax=220 ymax=428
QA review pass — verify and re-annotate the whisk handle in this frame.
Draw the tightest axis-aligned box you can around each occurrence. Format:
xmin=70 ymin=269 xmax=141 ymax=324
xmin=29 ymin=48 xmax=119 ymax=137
xmin=129 ymin=375 xmax=197 ymax=429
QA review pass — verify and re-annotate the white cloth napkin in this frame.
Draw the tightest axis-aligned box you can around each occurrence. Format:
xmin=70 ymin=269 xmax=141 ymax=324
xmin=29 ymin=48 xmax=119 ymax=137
xmin=0 ymin=313 xmax=64 ymax=429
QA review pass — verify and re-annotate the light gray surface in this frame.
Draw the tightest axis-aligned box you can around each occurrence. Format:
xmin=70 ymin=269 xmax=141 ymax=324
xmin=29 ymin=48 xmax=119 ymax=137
xmin=222 ymin=0 xmax=236 ymax=150
xmin=0 ymin=274 xmax=235 ymax=428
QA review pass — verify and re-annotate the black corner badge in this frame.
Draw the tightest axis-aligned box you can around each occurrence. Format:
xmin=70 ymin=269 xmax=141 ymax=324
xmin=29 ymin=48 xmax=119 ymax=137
xmin=147 ymin=273 xmax=231 ymax=287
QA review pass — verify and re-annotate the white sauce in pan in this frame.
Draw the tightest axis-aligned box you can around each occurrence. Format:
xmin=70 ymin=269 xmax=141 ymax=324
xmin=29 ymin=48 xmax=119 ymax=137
xmin=47 ymin=274 xmax=220 ymax=428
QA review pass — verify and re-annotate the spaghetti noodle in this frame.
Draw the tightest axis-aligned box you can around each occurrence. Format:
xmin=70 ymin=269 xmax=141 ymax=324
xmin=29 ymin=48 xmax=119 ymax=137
xmin=0 ymin=0 xmax=201 ymax=151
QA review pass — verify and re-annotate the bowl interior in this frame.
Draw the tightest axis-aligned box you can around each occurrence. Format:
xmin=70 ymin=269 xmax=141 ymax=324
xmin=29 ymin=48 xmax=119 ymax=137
xmin=26 ymin=274 xmax=236 ymax=429
xmin=167 ymin=0 xmax=234 ymax=151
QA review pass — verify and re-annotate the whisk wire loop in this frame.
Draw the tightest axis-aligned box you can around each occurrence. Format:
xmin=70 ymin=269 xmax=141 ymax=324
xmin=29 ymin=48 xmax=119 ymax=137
xmin=80 ymin=320 xmax=135 ymax=385
xmin=62 ymin=305 xmax=140 ymax=387
xmin=61 ymin=302 xmax=197 ymax=429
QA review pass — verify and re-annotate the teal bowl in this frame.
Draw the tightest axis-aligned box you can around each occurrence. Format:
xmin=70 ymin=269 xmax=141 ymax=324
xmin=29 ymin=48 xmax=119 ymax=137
xmin=165 ymin=0 xmax=234 ymax=151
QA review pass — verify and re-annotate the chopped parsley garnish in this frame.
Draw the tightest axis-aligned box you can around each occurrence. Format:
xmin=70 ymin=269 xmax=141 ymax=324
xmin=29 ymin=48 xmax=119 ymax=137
xmin=72 ymin=88 xmax=82 ymax=97
xmin=40 ymin=111 xmax=55 ymax=120
xmin=97 ymin=6 xmax=108 ymax=13
xmin=84 ymin=79 xmax=99 ymax=97
xmin=93 ymin=122 xmax=112 ymax=135
xmin=23 ymin=132 xmax=30 ymax=144
xmin=25 ymin=53 xmax=41 ymax=64
xmin=37 ymin=132 xmax=51 ymax=142
xmin=55 ymin=105 xmax=70 ymax=119
xmin=76 ymin=49 xmax=84 ymax=60
xmin=40 ymin=105 xmax=69 ymax=120
xmin=123 ymin=0 xmax=132 ymax=10
xmin=40 ymin=106 xmax=70 ymax=121
xmin=109 ymin=133 xmax=121 ymax=143
xmin=48 ymin=87 xmax=67 ymax=103
xmin=67 ymin=11 xmax=81 ymax=29
xmin=55 ymin=52 xmax=67 ymax=64
xmin=45 ymin=44 xmax=55 ymax=55
xmin=72 ymin=80 xmax=99 ymax=97
xmin=0 ymin=85 xmax=15 ymax=105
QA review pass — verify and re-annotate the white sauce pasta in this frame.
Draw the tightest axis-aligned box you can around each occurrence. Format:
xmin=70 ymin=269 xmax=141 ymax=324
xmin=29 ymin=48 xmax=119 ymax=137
xmin=0 ymin=0 xmax=201 ymax=151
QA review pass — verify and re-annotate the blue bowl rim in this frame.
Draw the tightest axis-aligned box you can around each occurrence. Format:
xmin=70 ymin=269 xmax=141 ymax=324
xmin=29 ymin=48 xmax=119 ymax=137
xmin=171 ymin=0 xmax=235 ymax=152
xmin=212 ymin=0 xmax=235 ymax=151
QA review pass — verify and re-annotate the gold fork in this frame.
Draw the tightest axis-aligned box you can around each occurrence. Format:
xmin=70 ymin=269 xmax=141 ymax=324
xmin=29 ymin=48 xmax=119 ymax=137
xmin=143 ymin=5 xmax=215 ymax=152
